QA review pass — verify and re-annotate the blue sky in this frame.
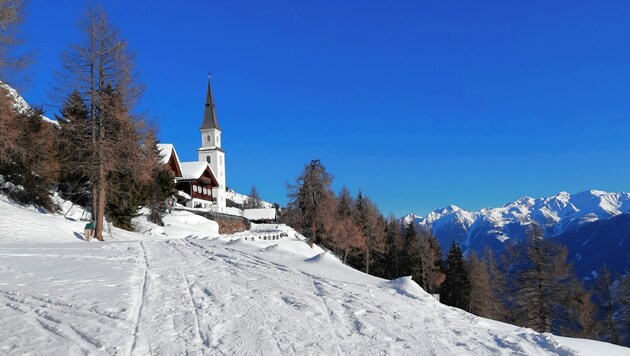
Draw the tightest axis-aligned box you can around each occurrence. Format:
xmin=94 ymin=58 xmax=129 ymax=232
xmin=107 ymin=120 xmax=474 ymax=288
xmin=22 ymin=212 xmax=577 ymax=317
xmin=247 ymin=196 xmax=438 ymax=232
xmin=17 ymin=1 xmax=630 ymax=216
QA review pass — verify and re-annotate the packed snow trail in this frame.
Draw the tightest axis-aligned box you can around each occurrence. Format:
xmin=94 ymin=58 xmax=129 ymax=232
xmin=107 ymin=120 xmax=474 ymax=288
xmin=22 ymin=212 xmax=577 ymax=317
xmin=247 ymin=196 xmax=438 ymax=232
xmin=1 ymin=198 xmax=629 ymax=355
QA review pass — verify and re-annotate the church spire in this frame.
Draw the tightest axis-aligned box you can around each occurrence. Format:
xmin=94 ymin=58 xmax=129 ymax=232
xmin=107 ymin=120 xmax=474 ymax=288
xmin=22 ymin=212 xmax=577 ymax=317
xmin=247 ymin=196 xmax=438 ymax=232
xmin=200 ymin=75 xmax=221 ymax=130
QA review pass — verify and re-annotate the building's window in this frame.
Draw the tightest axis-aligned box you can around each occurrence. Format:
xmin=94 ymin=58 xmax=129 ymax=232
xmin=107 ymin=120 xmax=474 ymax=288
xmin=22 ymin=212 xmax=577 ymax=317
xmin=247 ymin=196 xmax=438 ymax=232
xmin=206 ymin=156 xmax=211 ymax=164
xmin=192 ymin=185 xmax=198 ymax=193
xmin=206 ymin=135 xmax=212 ymax=144
xmin=203 ymin=188 xmax=208 ymax=195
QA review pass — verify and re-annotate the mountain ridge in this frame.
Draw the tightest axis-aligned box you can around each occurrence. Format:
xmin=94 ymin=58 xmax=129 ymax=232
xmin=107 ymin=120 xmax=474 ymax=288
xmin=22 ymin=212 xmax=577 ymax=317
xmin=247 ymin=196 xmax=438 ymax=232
xmin=405 ymin=190 xmax=630 ymax=256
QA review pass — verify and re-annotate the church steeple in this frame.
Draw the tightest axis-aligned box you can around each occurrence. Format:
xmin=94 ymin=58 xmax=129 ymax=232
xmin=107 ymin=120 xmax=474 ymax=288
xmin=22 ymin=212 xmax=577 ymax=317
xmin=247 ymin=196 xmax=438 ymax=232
xmin=200 ymin=75 xmax=221 ymax=130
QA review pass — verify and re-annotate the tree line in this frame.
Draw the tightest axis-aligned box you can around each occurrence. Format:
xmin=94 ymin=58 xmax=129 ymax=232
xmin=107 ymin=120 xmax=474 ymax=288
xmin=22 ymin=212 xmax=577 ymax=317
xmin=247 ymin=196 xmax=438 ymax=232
xmin=280 ymin=160 xmax=445 ymax=293
xmin=0 ymin=3 xmax=173 ymax=239
xmin=281 ymin=159 xmax=630 ymax=346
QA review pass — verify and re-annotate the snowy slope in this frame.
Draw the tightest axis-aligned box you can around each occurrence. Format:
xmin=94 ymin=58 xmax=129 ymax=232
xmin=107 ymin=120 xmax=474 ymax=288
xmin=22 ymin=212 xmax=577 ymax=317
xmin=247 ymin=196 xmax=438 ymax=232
xmin=0 ymin=81 xmax=56 ymax=125
xmin=226 ymin=188 xmax=274 ymax=208
xmin=0 ymin=197 xmax=628 ymax=355
xmin=407 ymin=190 xmax=630 ymax=254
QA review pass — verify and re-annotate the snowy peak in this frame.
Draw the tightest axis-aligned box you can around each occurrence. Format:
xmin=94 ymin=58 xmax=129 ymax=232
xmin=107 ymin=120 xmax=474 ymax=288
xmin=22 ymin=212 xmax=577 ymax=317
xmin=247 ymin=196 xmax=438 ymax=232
xmin=407 ymin=190 xmax=630 ymax=253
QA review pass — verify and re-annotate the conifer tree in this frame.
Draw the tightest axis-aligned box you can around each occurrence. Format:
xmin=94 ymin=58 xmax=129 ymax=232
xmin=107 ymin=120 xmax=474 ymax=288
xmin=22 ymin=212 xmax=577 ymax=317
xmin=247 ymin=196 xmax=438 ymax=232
xmin=57 ymin=91 xmax=91 ymax=205
xmin=354 ymin=191 xmax=386 ymax=275
xmin=593 ymin=264 xmax=621 ymax=344
xmin=442 ymin=241 xmax=470 ymax=310
xmin=0 ymin=0 xmax=28 ymax=81
xmin=1 ymin=106 xmax=59 ymax=210
xmin=418 ymin=231 xmax=444 ymax=293
xmin=506 ymin=224 xmax=578 ymax=333
xmin=144 ymin=130 xmax=173 ymax=226
xmin=244 ymin=185 xmax=263 ymax=209
xmin=57 ymin=6 xmax=143 ymax=239
xmin=616 ymin=273 xmax=630 ymax=346
xmin=329 ymin=187 xmax=364 ymax=264
xmin=285 ymin=159 xmax=336 ymax=246
xmin=468 ymin=250 xmax=493 ymax=317
xmin=402 ymin=221 xmax=423 ymax=283
xmin=0 ymin=85 xmax=20 ymax=165
xmin=383 ymin=216 xmax=404 ymax=279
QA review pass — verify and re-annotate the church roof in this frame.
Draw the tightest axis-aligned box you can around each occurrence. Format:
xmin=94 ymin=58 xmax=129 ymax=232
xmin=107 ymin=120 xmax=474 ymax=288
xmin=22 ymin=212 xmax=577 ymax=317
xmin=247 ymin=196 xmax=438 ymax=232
xmin=200 ymin=77 xmax=221 ymax=130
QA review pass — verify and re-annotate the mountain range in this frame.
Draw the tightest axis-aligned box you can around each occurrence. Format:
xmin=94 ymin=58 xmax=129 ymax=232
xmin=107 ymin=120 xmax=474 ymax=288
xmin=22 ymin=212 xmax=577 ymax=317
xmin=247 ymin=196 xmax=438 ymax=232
xmin=405 ymin=190 xmax=630 ymax=279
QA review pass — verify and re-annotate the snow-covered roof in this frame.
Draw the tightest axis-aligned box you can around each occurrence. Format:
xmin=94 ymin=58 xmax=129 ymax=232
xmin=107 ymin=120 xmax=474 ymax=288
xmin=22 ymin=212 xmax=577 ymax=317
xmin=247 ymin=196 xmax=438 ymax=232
xmin=243 ymin=208 xmax=276 ymax=221
xmin=156 ymin=143 xmax=177 ymax=165
xmin=179 ymin=162 xmax=210 ymax=180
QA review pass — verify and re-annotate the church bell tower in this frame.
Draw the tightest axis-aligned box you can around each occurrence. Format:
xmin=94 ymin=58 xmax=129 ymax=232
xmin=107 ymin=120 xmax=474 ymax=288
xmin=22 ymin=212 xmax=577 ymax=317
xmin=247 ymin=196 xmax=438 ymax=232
xmin=197 ymin=76 xmax=226 ymax=213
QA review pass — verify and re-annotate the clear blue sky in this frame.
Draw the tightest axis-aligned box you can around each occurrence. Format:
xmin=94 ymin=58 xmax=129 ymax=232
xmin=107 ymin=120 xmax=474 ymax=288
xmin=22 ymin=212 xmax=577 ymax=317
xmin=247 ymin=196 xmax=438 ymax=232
xmin=18 ymin=1 xmax=630 ymax=216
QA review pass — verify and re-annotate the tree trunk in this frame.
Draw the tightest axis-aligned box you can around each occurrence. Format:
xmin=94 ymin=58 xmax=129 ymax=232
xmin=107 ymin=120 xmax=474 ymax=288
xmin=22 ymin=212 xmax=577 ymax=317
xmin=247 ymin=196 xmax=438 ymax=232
xmin=95 ymin=164 xmax=106 ymax=241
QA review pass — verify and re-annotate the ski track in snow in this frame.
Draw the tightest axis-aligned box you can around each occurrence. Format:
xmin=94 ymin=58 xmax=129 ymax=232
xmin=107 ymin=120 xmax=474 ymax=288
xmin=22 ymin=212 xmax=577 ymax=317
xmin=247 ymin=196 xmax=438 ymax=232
xmin=1 ymin=200 xmax=629 ymax=355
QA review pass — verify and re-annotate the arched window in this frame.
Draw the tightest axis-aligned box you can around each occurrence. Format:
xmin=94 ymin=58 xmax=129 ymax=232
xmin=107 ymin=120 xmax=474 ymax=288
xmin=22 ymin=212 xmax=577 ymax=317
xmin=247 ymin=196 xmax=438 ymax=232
xmin=206 ymin=135 xmax=212 ymax=144
xmin=206 ymin=156 xmax=211 ymax=164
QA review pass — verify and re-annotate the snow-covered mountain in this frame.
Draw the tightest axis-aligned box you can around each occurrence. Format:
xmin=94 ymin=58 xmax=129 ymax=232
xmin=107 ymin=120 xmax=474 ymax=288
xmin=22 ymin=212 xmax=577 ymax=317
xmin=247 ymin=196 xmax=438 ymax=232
xmin=1 ymin=194 xmax=628 ymax=355
xmin=406 ymin=190 xmax=630 ymax=255
xmin=0 ymin=81 xmax=55 ymax=124
xmin=225 ymin=188 xmax=274 ymax=209
xmin=555 ymin=213 xmax=630 ymax=280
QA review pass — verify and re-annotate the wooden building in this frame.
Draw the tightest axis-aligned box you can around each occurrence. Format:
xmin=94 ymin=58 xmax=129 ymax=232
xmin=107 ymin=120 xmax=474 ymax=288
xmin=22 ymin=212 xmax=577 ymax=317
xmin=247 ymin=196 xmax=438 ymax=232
xmin=176 ymin=162 xmax=220 ymax=209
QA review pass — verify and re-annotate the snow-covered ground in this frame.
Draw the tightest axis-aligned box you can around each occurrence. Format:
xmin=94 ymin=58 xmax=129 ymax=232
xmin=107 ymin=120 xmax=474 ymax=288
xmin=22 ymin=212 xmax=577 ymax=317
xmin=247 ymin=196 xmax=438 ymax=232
xmin=0 ymin=196 xmax=628 ymax=355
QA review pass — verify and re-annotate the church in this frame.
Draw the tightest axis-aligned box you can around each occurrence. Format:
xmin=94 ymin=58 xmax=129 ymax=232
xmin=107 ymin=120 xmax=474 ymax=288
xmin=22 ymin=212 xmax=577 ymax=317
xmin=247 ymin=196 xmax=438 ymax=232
xmin=158 ymin=77 xmax=227 ymax=213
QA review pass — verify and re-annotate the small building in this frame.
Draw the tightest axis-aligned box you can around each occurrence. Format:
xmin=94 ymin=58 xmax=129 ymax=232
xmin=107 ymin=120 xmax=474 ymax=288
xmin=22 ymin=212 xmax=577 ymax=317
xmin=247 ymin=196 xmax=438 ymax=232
xmin=176 ymin=162 xmax=220 ymax=209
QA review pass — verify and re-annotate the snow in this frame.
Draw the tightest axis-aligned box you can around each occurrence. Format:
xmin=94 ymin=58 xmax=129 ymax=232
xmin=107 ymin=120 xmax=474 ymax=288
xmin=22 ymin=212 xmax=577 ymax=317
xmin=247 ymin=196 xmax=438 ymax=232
xmin=179 ymin=161 xmax=212 ymax=180
xmin=243 ymin=208 xmax=276 ymax=221
xmin=156 ymin=143 xmax=176 ymax=165
xmin=226 ymin=188 xmax=274 ymax=208
xmin=0 ymin=81 xmax=57 ymax=126
xmin=1 ymin=196 xmax=629 ymax=355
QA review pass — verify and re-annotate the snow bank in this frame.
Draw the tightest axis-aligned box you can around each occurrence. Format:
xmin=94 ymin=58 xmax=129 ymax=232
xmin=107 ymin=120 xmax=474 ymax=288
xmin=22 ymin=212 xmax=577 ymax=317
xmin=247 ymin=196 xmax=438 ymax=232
xmin=1 ymin=196 xmax=629 ymax=355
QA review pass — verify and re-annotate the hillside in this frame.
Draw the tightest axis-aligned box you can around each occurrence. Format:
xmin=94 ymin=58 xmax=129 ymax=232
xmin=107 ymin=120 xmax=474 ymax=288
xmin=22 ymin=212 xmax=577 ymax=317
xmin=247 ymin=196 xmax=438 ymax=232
xmin=555 ymin=213 xmax=630 ymax=279
xmin=0 ymin=196 xmax=628 ymax=355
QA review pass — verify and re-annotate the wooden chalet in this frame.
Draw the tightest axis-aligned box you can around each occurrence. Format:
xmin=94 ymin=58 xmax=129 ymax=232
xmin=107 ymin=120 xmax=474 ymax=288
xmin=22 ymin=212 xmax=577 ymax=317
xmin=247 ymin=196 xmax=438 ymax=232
xmin=176 ymin=162 xmax=220 ymax=209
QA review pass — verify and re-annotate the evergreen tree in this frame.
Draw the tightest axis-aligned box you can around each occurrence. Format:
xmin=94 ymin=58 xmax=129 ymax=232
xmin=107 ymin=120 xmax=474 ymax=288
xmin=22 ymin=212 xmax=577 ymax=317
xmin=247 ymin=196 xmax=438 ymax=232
xmin=353 ymin=191 xmax=386 ymax=275
xmin=57 ymin=6 xmax=143 ymax=239
xmin=57 ymin=91 xmax=92 ymax=206
xmin=593 ymin=264 xmax=620 ymax=344
xmin=442 ymin=241 xmax=470 ymax=310
xmin=402 ymin=221 xmax=423 ymax=283
xmin=616 ymin=273 xmax=630 ymax=346
xmin=383 ymin=216 xmax=404 ymax=279
xmin=145 ymin=130 xmax=174 ymax=226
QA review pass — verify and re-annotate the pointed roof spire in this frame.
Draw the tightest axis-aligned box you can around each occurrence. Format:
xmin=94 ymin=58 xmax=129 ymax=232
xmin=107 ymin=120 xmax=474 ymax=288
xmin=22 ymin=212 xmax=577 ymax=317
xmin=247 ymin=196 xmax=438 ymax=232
xmin=200 ymin=74 xmax=221 ymax=130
